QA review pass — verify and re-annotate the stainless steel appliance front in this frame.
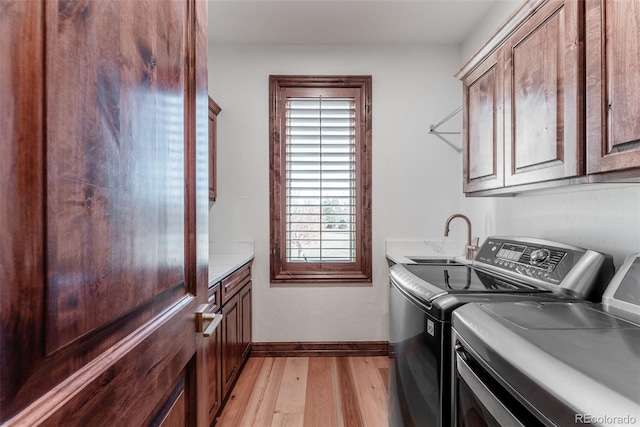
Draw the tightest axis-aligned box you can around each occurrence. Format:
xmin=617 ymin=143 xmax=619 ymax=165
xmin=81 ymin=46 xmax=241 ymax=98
xmin=451 ymin=253 xmax=640 ymax=426
xmin=388 ymin=236 xmax=614 ymax=427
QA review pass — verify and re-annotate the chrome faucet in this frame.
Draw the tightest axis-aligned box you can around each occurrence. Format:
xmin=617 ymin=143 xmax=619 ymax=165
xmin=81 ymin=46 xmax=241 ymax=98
xmin=444 ymin=214 xmax=480 ymax=260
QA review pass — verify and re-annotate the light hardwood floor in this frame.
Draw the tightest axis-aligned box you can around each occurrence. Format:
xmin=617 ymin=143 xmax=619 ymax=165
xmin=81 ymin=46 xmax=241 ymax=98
xmin=215 ymin=357 xmax=390 ymax=427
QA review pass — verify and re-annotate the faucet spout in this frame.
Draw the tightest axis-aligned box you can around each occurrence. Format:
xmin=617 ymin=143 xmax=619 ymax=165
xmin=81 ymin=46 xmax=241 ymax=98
xmin=444 ymin=214 xmax=478 ymax=260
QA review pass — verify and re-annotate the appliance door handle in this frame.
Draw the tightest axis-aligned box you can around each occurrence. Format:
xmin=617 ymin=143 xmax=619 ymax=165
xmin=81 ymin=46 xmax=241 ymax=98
xmin=455 ymin=351 xmax=525 ymax=427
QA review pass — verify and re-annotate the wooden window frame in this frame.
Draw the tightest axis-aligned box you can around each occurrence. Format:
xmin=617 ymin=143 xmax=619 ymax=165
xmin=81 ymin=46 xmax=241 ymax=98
xmin=269 ymin=75 xmax=372 ymax=283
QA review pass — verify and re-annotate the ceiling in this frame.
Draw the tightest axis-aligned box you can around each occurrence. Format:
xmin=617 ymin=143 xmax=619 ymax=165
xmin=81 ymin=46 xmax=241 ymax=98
xmin=208 ymin=0 xmax=502 ymax=45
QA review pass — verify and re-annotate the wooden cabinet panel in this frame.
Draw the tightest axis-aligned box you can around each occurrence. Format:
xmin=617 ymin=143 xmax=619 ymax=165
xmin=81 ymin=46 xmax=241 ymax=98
xmin=207 ymin=311 xmax=223 ymax=424
xmin=456 ymin=0 xmax=600 ymax=194
xmin=1 ymin=0 xmax=210 ymax=424
xmin=504 ymin=0 xmax=583 ymax=186
xmin=222 ymin=261 xmax=252 ymax=305
xmin=586 ymin=0 xmax=640 ymax=174
xmin=462 ymin=50 xmax=504 ymax=192
xmin=206 ymin=283 xmax=222 ymax=423
xmin=240 ymin=282 xmax=253 ymax=362
xmin=222 ymin=293 xmax=241 ymax=398
xmin=209 ymin=97 xmax=221 ymax=201
xmin=205 ymin=262 xmax=252 ymax=421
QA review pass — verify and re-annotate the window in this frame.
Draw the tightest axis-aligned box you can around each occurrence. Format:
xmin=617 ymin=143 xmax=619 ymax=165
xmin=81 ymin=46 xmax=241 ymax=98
xmin=269 ymin=76 xmax=372 ymax=283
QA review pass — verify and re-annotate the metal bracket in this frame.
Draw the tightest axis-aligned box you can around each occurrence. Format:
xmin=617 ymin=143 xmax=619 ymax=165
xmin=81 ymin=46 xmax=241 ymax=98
xmin=428 ymin=106 xmax=462 ymax=153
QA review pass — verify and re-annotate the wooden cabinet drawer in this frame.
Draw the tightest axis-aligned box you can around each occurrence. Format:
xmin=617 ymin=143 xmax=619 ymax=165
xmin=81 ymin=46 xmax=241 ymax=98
xmin=208 ymin=282 xmax=222 ymax=313
xmin=221 ymin=261 xmax=252 ymax=305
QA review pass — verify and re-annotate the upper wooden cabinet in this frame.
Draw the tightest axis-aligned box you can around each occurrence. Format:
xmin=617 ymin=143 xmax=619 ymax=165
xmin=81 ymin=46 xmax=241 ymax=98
xmin=457 ymin=0 xmax=640 ymax=194
xmin=461 ymin=49 xmax=505 ymax=192
xmin=503 ymin=0 xmax=583 ymax=187
xmin=209 ymin=97 xmax=221 ymax=201
xmin=586 ymin=0 xmax=640 ymax=175
xmin=457 ymin=0 xmax=583 ymax=194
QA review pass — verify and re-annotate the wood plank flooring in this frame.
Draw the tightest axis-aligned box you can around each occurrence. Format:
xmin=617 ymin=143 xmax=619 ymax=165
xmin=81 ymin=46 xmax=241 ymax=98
xmin=215 ymin=357 xmax=390 ymax=427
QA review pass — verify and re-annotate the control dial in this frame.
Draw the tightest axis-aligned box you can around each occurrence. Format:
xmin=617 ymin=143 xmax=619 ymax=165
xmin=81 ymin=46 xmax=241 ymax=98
xmin=530 ymin=249 xmax=550 ymax=266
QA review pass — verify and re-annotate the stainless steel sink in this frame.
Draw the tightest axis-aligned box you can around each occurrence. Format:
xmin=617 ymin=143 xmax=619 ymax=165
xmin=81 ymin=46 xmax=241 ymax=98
xmin=408 ymin=258 xmax=463 ymax=265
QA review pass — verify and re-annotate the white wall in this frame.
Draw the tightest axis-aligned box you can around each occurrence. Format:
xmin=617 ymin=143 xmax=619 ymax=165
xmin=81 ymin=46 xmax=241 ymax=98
xmin=460 ymin=0 xmax=521 ymax=61
xmin=209 ymin=1 xmax=640 ymax=344
xmin=208 ymin=44 xmax=468 ymax=342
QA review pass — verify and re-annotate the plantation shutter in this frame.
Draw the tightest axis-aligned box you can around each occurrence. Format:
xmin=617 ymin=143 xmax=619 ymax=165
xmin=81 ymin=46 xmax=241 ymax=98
xmin=285 ymin=96 xmax=357 ymax=263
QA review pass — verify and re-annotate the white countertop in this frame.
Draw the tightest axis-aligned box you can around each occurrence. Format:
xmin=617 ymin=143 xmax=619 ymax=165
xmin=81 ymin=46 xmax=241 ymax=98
xmin=386 ymin=239 xmax=471 ymax=265
xmin=209 ymin=241 xmax=255 ymax=286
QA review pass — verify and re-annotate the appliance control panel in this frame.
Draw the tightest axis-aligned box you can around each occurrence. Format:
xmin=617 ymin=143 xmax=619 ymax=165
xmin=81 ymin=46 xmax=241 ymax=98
xmin=474 ymin=237 xmax=582 ymax=286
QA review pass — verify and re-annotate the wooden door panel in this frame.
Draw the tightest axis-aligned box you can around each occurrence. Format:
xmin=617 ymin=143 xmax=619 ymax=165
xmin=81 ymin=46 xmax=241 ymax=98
xmin=45 ymin=0 xmax=187 ymax=354
xmin=7 ymin=297 xmax=197 ymax=426
xmin=1 ymin=0 xmax=210 ymax=424
xmin=504 ymin=0 xmax=582 ymax=186
xmin=586 ymin=0 xmax=640 ymax=173
xmin=155 ymin=384 xmax=187 ymax=427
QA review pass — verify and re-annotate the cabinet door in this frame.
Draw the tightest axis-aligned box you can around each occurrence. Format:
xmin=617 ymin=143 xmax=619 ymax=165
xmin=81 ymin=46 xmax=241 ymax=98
xmin=240 ymin=282 xmax=253 ymax=362
xmin=586 ymin=0 xmax=640 ymax=174
xmin=504 ymin=0 xmax=583 ymax=186
xmin=207 ymin=311 xmax=223 ymax=423
xmin=207 ymin=285 xmax=223 ymax=423
xmin=208 ymin=97 xmax=221 ymax=201
xmin=462 ymin=49 xmax=505 ymax=192
xmin=222 ymin=292 xmax=241 ymax=398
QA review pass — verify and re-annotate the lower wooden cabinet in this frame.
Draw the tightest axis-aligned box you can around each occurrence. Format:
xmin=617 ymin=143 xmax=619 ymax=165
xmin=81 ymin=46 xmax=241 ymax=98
xmin=208 ymin=261 xmax=253 ymax=425
xmin=207 ymin=309 xmax=223 ymax=424
xmin=240 ymin=284 xmax=252 ymax=362
xmin=221 ymin=290 xmax=241 ymax=398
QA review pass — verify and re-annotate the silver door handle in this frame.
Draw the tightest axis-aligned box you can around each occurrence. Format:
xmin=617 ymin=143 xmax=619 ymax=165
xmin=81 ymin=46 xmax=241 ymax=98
xmin=195 ymin=304 xmax=224 ymax=337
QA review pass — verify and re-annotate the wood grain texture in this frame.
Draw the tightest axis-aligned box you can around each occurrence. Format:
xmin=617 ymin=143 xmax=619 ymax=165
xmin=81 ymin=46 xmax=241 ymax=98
xmin=240 ymin=283 xmax=253 ymax=361
xmin=303 ymin=358 xmax=338 ymax=427
xmin=222 ymin=261 xmax=252 ymax=305
xmin=0 ymin=0 xmax=46 ymax=415
xmin=45 ymin=0 xmax=187 ymax=354
xmin=207 ymin=309 xmax=223 ymax=423
xmin=1 ymin=0 xmax=211 ymax=423
xmin=222 ymin=292 xmax=241 ymax=398
xmin=251 ymin=341 xmax=389 ymax=358
xmin=503 ymin=0 xmax=583 ymax=186
xmin=586 ymin=0 xmax=640 ymax=173
xmin=462 ymin=49 xmax=504 ymax=193
xmin=216 ymin=357 xmax=390 ymax=427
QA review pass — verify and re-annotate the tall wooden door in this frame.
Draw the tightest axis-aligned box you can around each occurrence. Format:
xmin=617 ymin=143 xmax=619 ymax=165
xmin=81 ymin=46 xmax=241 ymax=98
xmin=1 ymin=0 xmax=211 ymax=425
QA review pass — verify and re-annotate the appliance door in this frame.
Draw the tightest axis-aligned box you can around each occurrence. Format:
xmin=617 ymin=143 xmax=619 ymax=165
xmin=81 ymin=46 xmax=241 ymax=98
xmin=389 ymin=278 xmax=449 ymax=427
xmin=452 ymin=339 xmax=550 ymax=427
